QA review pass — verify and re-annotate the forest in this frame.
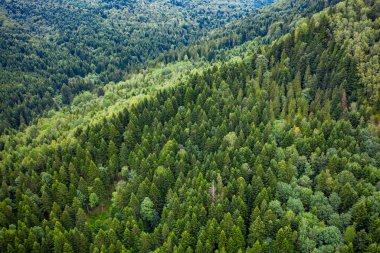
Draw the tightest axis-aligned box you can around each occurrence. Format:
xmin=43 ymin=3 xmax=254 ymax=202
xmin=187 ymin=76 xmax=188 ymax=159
xmin=0 ymin=0 xmax=274 ymax=133
xmin=0 ymin=0 xmax=379 ymax=252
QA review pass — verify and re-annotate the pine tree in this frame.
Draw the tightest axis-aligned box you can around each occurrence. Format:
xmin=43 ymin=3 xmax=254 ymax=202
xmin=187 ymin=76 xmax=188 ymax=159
xmin=89 ymin=193 xmax=99 ymax=209
xmin=274 ymin=226 xmax=294 ymax=252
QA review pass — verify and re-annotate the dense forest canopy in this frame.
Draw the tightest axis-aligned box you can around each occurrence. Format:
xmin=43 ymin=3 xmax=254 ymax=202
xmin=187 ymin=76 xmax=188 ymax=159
xmin=0 ymin=0 xmax=275 ymax=133
xmin=0 ymin=0 xmax=379 ymax=252
xmin=0 ymin=0 xmax=345 ymax=134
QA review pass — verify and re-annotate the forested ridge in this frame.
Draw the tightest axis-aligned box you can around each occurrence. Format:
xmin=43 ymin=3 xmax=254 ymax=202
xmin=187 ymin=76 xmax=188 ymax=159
xmin=0 ymin=0 xmax=274 ymax=133
xmin=0 ymin=0 xmax=380 ymax=252
xmin=0 ymin=0 xmax=345 ymax=134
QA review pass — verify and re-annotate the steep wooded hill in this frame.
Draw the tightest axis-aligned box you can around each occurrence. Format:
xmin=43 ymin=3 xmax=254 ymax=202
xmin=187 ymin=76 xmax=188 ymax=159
xmin=0 ymin=0 xmax=379 ymax=252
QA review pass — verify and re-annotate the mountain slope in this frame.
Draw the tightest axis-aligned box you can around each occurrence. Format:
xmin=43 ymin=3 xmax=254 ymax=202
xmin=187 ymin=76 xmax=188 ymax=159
xmin=0 ymin=0 xmax=379 ymax=252
xmin=0 ymin=0 xmax=275 ymax=133
xmin=0 ymin=0 xmax=345 ymax=134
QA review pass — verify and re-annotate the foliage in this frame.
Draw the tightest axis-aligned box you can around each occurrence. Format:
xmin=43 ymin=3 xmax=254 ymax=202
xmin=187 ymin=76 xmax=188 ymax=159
xmin=0 ymin=0 xmax=275 ymax=133
xmin=0 ymin=0 xmax=379 ymax=252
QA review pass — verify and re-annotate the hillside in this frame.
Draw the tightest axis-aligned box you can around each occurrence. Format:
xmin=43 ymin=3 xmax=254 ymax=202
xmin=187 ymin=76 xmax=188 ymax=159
xmin=0 ymin=0 xmax=379 ymax=252
xmin=0 ymin=0 xmax=344 ymax=134
xmin=0 ymin=0 xmax=274 ymax=133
